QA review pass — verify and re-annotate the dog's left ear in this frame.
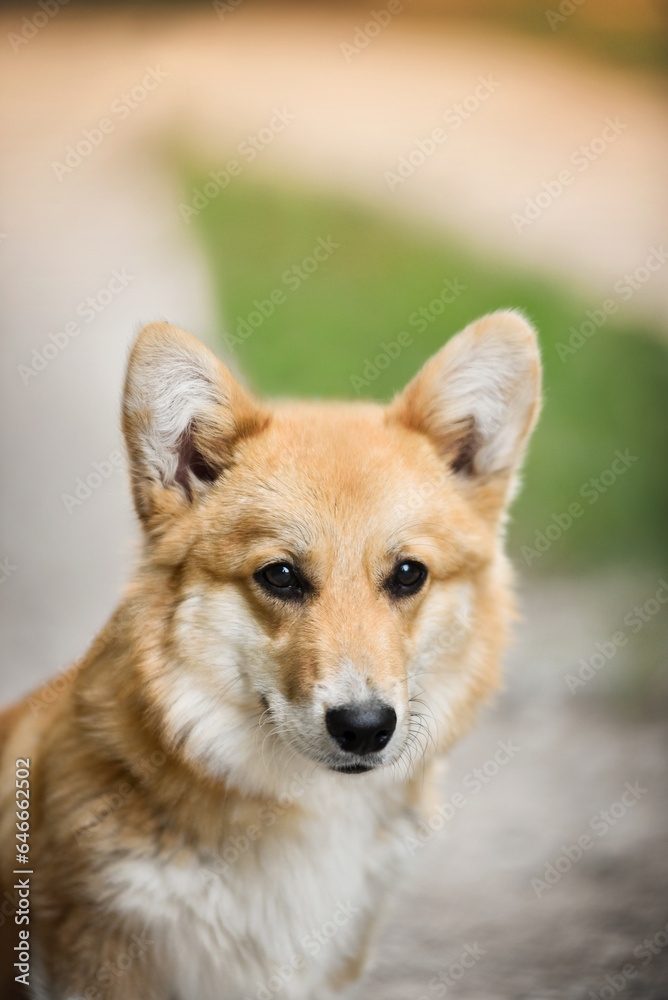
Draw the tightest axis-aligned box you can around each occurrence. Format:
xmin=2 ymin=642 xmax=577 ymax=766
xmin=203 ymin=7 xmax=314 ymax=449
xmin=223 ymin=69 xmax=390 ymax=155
xmin=387 ymin=310 xmax=541 ymax=517
xmin=122 ymin=322 xmax=270 ymax=533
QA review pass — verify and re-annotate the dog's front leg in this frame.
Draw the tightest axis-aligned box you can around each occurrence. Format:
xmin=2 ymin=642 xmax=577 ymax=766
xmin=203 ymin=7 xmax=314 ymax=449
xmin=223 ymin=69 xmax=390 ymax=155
xmin=324 ymin=912 xmax=378 ymax=998
xmin=34 ymin=915 xmax=168 ymax=1000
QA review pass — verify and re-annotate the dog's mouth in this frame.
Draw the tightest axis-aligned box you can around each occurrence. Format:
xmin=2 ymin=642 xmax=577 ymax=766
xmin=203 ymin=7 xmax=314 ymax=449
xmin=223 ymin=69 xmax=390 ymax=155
xmin=330 ymin=762 xmax=374 ymax=774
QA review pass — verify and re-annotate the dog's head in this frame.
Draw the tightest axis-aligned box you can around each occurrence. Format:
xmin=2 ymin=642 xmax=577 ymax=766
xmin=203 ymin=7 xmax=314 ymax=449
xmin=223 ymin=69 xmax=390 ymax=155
xmin=122 ymin=314 xmax=540 ymax=791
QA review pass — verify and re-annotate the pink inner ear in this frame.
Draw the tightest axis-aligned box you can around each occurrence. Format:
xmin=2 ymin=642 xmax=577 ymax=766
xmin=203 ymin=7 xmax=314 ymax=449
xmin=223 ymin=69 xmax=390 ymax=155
xmin=174 ymin=424 xmax=219 ymax=499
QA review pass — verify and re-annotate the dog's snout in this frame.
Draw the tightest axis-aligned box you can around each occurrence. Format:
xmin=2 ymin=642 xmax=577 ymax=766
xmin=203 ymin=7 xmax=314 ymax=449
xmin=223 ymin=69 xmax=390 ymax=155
xmin=325 ymin=703 xmax=397 ymax=756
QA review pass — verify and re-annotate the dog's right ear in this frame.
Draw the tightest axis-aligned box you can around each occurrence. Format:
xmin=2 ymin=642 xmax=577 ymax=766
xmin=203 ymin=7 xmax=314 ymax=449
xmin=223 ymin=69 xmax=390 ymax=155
xmin=387 ymin=310 xmax=541 ymax=520
xmin=122 ymin=322 xmax=270 ymax=532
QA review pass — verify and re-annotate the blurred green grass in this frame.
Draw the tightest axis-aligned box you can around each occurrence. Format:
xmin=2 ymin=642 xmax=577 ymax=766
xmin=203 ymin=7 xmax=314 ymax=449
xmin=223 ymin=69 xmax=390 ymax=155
xmin=186 ymin=169 xmax=668 ymax=574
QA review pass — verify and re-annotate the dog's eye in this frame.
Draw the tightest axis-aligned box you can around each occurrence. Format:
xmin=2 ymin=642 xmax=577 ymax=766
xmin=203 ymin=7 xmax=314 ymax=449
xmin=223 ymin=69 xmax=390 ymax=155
xmin=386 ymin=560 xmax=428 ymax=598
xmin=263 ymin=563 xmax=296 ymax=588
xmin=255 ymin=562 xmax=306 ymax=600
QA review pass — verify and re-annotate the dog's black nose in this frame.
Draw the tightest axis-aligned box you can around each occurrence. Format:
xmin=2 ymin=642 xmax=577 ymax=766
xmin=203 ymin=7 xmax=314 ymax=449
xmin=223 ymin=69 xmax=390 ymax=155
xmin=326 ymin=703 xmax=397 ymax=755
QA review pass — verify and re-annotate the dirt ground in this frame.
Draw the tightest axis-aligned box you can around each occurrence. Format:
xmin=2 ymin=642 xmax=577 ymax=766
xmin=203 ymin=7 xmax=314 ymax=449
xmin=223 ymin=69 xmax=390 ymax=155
xmin=1 ymin=7 xmax=667 ymax=999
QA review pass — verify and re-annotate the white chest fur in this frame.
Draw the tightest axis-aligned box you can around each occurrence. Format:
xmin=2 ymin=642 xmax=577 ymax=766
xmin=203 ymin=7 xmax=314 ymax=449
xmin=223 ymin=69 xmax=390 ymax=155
xmin=105 ymin=772 xmax=414 ymax=1000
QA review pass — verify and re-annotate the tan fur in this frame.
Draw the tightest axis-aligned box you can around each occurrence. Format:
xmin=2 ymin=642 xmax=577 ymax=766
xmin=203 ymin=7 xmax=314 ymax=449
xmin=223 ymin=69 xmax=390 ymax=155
xmin=0 ymin=312 xmax=540 ymax=999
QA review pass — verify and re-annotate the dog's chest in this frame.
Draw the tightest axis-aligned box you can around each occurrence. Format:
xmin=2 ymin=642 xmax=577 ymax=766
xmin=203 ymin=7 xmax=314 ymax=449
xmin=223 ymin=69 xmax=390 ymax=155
xmin=107 ymin=780 xmax=413 ymax=1000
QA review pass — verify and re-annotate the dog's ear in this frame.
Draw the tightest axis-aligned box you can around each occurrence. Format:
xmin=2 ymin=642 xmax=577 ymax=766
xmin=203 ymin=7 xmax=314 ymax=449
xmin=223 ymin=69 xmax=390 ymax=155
xmin=387 ymin=310 xmax=541 ymax=518
xmin=122 ymin=322 xmax=270 ymax=531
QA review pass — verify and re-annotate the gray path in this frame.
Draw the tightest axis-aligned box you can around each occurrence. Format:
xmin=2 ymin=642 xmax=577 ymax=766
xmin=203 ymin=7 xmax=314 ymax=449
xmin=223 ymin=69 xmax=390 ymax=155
xmin=367 ymin=577 xmax=668 ymax=999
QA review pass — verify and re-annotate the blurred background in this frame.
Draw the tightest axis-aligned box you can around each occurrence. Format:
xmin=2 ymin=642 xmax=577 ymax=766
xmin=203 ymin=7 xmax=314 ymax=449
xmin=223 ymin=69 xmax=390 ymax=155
xmin=1 ymin=1 xmax=667 ymax=997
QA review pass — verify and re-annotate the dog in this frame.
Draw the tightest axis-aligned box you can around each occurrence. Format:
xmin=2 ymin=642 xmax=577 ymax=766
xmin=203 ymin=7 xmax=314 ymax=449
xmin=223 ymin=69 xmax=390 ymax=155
xmin=0 ymin=310 xmax=541 ymax=999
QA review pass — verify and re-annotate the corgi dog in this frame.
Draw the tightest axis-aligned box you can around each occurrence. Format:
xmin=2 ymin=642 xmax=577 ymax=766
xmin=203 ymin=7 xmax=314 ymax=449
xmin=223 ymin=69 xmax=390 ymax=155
xmin=0 ymin=311 xmax=540 ymax=1000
